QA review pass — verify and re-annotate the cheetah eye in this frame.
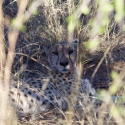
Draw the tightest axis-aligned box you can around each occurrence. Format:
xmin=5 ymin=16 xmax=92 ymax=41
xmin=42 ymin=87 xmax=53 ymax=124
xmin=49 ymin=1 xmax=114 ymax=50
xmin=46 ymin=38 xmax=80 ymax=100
xmin=69 ymin=50 xmax=74 ymax=54
xmin=52 ymin=51 xmax=58 ymax=55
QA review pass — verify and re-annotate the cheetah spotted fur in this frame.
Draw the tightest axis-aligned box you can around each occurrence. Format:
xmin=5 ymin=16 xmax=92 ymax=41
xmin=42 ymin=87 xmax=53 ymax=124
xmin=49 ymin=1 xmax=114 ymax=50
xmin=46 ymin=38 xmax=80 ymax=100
xmin=8 ymin=40 xmax=96 ymax=115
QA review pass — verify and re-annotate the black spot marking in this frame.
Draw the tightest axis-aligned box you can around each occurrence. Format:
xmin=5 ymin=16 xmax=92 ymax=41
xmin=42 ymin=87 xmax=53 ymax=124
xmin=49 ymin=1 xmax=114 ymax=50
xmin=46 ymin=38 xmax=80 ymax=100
xmin=59 ymin=80 xmax=62 ymax=82
xmin=69 ymin=84 xmax=71 ymax=87
xmin=67 ymin=87 xmax=70 ymax=90
xmin=33 ymin=90 xmax=36 ymax=93
xmin=31 ymin=82 xmax=36 ymax=84
xmin=50 ymin=96 xmax=54 ymax=101
xmin=29 ymin=105 xmax=32 ymax=109
xmin=31 ymin=99 xmax=34 ymax=103
xmin=14 ymin=85 xmax=17 ymax=88
xmin=24 ymin=94 xmax=28 ymax=98
xmin=36 ymin=96 xmax=40 ymax=101
xmin=39 ymin=84 xmax=42 ymax=88
xmin=43 ymin=100 xmax=47 ymax=105
xmin=38 ymin=89 xmax=41 ymax=92
xmin=56 ymin=96 xmax=61 ymax=100
xmin=22 ymin=89 xmax=25 ymax=92
xmin=39 ymin=86 xmax=42 ymax=89
xmin=68 ymin=78 xmax=71 ymax=80
xmin=46 ymin=87 xmax=49 ymax=90
xmin=12 ymin=98 xmax=15 ymax=102
xmin=39 ymin=83 xmax=42 ymax=86
xmin=28 ymin=91 xmax=31 ymax=95
xmin=69 ymin=82 xmax=72 ymax=84
xmin=20 ymin=100 xmax=23 ymax=105
xmin=41 ymin=95 xmax=44 ymax=98
xmin=17 ymin=92 xmax=20 ymax=96
xmin=50 ymin=78 xmax=53 ymax=82
xmin=37 ymin=80 xmax=41 ymax=82
xmin=10 ymin=91 xmax=14 ymax=94
xmin=20 ymin=108 xmax=23 ymax=111
xmin=48 ymin=91 xmax=51 ymax=94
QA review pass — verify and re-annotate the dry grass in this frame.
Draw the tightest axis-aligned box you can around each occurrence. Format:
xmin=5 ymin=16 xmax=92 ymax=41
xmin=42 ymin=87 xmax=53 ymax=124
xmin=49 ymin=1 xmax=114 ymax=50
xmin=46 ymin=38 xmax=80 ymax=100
xmin=2 ymin=0 xmax=125 ymax=125
xmin=0 ymin=0 xmax=30 ymax=124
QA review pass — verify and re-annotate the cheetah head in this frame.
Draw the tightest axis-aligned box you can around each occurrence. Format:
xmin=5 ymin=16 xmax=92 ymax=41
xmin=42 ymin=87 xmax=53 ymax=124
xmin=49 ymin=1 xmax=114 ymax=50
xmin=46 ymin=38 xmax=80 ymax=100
xmin=44 ymin=40 xmax=79 ymax=74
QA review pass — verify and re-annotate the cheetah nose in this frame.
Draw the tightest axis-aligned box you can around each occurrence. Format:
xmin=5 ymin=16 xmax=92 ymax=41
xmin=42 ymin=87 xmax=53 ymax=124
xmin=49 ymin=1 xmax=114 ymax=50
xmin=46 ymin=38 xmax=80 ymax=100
xmin=60 ymin=62 xmax=68 ymax=67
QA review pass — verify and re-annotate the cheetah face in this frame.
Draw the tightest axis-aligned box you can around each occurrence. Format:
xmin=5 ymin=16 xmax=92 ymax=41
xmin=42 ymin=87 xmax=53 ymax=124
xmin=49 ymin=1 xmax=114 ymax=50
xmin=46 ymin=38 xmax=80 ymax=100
xmin=44 ymin=40 xmax=79 ymax=74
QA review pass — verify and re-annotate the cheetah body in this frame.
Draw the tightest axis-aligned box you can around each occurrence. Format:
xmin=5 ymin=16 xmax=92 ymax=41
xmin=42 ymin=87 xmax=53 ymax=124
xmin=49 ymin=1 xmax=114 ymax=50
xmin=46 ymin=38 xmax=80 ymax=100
xmin=9 ymin=40 xmax=96 ymax=115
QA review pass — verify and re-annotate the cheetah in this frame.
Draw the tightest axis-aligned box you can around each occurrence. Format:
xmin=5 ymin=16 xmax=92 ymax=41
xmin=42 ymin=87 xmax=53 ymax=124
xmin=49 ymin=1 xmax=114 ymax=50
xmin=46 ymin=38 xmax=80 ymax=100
xmin=8 ymin=40 xmax=96 ymax=116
